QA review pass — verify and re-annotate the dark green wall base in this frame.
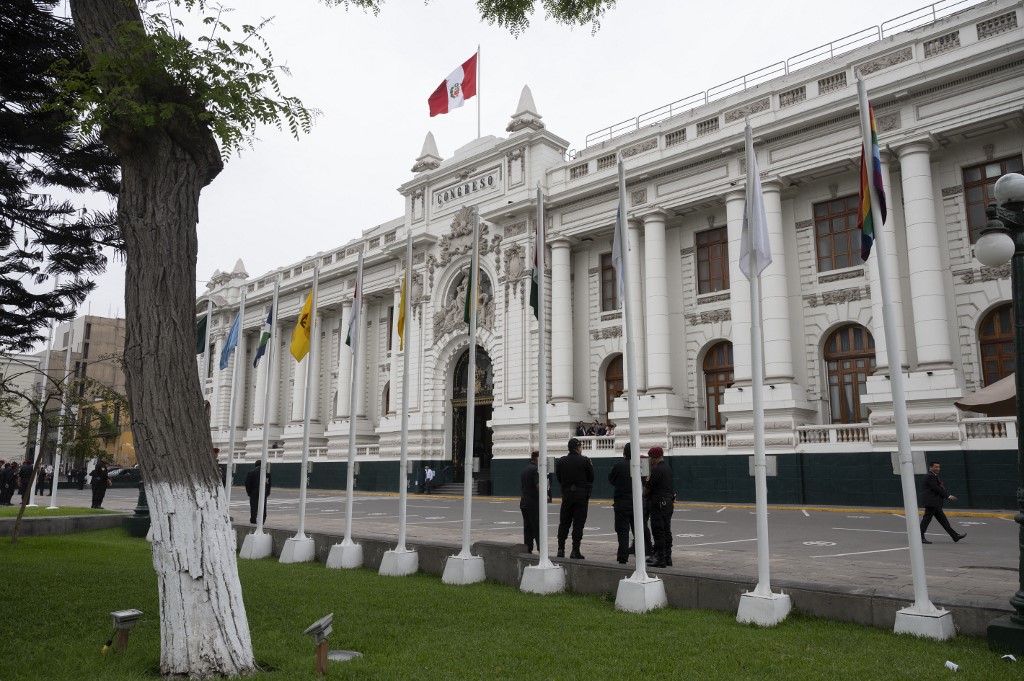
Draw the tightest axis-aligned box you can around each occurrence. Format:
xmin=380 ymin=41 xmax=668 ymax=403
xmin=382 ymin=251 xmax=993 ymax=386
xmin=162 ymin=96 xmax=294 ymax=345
xmin=231 ymin=449 xmax=1017 ymax=510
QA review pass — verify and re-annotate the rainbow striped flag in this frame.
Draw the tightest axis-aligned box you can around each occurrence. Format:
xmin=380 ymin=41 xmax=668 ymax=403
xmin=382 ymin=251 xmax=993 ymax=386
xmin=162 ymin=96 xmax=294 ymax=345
xmin=857 ymin=103 xmax=888 ymax=261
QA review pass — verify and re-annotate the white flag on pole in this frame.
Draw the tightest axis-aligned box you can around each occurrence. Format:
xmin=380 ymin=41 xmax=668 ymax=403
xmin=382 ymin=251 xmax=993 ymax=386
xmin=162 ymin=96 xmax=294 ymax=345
xmin=612 ymin=155 xmax=628 ymax=308
xmin=740 ymin=122 xmax=772 ymax=280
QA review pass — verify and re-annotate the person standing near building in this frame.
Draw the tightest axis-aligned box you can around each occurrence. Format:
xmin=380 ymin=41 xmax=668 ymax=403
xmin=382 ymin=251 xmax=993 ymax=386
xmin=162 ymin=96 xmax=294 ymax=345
xmin=608 ymin=443 xmax=634 ymax=564
xmin=555 ymin=438 xmax=594 ymax=560
xmin=17 ymin=459 xmax=33 ymax=501
xmin=520 ymin=451 xmax=541 ymax=553
xmin=920 ymin=461 xmax=966 ymax=544
xmin=245 ymin=460 xmax=271 ymax=524
xmin=423 ymin=465 xmax=435 ymax=494
xmin=646 ymin=447 xmax=675 ymax=568
xmin=89 ymin=458 xmax=110 ymax=509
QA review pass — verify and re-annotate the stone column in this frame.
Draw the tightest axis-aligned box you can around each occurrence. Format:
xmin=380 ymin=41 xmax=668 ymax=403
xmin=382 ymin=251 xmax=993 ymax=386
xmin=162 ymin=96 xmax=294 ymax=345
xmin=234 ymin=332 xmax=251 ymax=430
xmin=641 ymin=209 xmax=672 ymax=393
xmin=267 ymin=334 xmax=281 ymax=426
xmin=336 ymin=301 xmax=353 ymax=419
xmin=898 ymin=142 xmax=953 ymax=370
xmin=760 ymin=181 xmax=794 ymax=382
xmin=624 ymin=216 xmax=647 ymax=392
xmin=551 ymin=238 xmax=574 ymax=402
xmin=355 ymin=302 xmax=368 ymax=417
xmin=867 ymin=152 xmax=908 ymax=372
xmin=309 ymin=312 xmax=322 ymax=423
xmin=252 ymin=329 xmax=268 ymax=425
xmin=388 ymin=288 xmax=401 ymax=413
xmin=290 ymin=349 xmax=307 ymax=423
xmin=725 ymin=190 xmax=751 ymax=385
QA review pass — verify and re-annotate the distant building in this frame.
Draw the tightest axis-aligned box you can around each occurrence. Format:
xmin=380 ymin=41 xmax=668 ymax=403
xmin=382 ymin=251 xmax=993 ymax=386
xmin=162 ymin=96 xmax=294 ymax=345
xmin=0 ymin=353 xmax=41 ymax=461
xmin=201 ymin=0 xmax=1024 ymax=507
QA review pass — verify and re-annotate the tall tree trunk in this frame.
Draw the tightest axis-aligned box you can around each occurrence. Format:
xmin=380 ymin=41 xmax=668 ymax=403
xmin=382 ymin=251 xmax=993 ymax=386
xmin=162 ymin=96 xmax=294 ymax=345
xmin=69 ymin=1 xmax=255 ymax=677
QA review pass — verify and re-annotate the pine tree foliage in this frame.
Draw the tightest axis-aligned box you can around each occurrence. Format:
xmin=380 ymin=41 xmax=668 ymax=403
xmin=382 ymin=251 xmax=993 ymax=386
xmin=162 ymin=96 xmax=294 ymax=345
xmin=0 ymin=0 xmax=120 ymax=353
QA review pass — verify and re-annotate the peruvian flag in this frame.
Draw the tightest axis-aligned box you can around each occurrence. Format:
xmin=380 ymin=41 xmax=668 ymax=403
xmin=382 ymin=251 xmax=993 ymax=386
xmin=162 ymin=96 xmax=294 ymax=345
xmin=428 ymin=52 xmax=478 ymax=117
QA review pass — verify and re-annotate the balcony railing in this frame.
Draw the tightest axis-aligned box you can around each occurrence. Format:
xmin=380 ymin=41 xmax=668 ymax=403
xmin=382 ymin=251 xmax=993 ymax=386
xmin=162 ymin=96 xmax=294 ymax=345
xmin=669 ymin=430 xmax=727 ymax=449
xmin=577 ymin=435 xmax=617 ymax=452
xmin=797 ymin=424 xmax=871 ymax=445
xmin=961 ymin=417 xmax=1017 ymax=441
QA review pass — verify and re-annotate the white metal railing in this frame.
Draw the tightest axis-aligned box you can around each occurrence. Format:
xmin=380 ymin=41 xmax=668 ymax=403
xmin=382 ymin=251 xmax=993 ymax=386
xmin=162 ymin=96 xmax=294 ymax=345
xmin=962 ymin=417 xmax=1017 ymax=441
xmin=583 ymin=0 xmax=986 ymax=147
xmin=577 ymin=435 xmax=617 ymax=452
xmin=797 ymin=424 xmax=871 ymax=445
xmin=669 ymin=430 xmax=727 ymax=449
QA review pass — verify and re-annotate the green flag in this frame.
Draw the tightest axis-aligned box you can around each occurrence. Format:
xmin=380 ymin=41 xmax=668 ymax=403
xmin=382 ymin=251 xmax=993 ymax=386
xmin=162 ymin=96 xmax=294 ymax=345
xmin=195 ymin=314 xmax=207 ymax=355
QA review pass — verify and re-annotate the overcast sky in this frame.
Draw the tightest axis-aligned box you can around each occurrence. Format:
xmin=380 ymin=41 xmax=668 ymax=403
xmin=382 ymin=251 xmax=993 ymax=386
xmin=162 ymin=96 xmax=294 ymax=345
xmin=72 ymin=0 xmax=969 ymax=319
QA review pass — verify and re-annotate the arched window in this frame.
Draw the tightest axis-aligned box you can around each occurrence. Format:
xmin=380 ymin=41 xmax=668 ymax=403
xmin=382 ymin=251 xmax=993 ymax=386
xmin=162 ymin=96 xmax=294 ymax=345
xmin=382 ymin=381 xmax=391 ymax=416
xmin=703 ymin=342 xmax=733 ymax=430
xmin=979 ymin=303 xmax=1014 ymax=386
xmin=824 ymin=325 xmax=876 ymax=424
xmin=604 ymin=355 xmax=623 ymax=418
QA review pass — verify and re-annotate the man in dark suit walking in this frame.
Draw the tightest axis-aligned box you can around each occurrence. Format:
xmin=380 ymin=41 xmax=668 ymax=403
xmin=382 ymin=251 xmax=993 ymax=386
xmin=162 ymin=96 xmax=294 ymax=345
xmin=920 ymin=461 xmax=966 ymax=544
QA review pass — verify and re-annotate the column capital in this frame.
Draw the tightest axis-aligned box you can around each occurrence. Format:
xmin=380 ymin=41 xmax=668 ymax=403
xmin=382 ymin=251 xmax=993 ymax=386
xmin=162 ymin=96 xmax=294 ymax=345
xmin=550 ymin=236 xmax=574 ymax=249
xmin=627 ymin=216 xmax=644 ymax=230
xmin=637 ymin=207 xmax=671 ymax=223
xmin=724 ymin=189 xmax=746 ymax=205
xmin=760 ymin=178 xmax=784 ymax=194
xmin=894 ymin=138 xmax=936 ymax=158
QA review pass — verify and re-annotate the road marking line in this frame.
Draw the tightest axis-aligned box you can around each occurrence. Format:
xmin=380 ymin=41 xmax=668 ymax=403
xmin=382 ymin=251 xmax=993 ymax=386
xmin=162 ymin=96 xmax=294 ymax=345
xmin=1000 ymin=517 xmax=1016 ymax=522
xmin=716 ymin=507 xmax=727 ymax=513
xmin=678 ymin=538 xmax=757 ymax=547
xmin=891 ymin=513 xmax=905 ymax=518
xmin=811 ymin=547 xmax=909 ymax=558
xmin=801 ymin=510 xmax=810 ymax=517
xmin=677 ymin=519 xmax=727 ymax=524
xmin=833 ymin=527 xmax=907 ymax=534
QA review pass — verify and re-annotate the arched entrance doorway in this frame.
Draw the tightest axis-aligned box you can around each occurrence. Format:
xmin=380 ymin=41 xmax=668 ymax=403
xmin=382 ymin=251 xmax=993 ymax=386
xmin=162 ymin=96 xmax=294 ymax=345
xmin=451 ymin=345 xmax=494 ymax=490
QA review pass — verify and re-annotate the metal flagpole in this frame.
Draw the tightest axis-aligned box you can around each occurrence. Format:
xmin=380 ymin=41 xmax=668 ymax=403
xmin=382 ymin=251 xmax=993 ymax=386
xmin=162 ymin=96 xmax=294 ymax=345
xmin=459 ymin=209 xmax=481 ymax=558
xmin=857 ymin=77 xmax=946 ymax=633
xmin=47 ymin=329 xmax=74 ymax=509
xmin=476 ymin=45 xmax=481 ymax=140
xmin=397 ymin=234 xmax=414 ymax=552
xmin=255 ymin=279 xmax=280 ymax=536
xmin=224 ymin=289 xmax=247 ymax=508
xmin=535 ymin=184 xmax=552 ymax=568
xmin=27 ymin=320 xmax=55 ymax=508
xmin=296 ymin=265 xmax=320 ymax=540
xmin=201 ymin=298 xmax=213 ymax=382
xmin=342 ymin=252 xmax=365 ymax=545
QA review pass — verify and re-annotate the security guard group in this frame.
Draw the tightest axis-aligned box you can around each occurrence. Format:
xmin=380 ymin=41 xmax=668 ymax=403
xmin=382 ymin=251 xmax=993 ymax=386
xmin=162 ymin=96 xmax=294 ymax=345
xmin=531 ymin=438 xmax=675 ymax=567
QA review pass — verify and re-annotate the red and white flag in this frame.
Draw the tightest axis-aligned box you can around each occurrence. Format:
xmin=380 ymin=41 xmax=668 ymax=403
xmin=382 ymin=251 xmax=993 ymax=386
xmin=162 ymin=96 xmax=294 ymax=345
xmin=428 ymin=52 xmax=478 ymax=117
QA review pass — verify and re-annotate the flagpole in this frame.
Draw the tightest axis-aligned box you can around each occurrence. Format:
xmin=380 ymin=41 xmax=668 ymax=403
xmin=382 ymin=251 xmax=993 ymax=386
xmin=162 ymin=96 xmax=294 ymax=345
xmin=47 ymin=328 xmax=74 ymax=509
xmin=459 ymin=209 xmax=481 ymax=558
xmin=535 ymin=184 xmax=552 ymax=568
xmin=296 ymin=264 xmax=319 ymax=540
xmin=476 ymin=44 xmax=481 ymax=140
xmin=343 ymin=252 xmax=364 ymax=546
xmin=26 ymin=318 xmax=55 ymax=508
xmin=857 ymin=78 xmax=945 ymax=632
xmin=255 ymin=279 xmax=280 ymax=536
xmin=202 ymin=298 xmax=213 ymax=383
xmin=224 ymin=289 xmax=247 ymax=510
xmin=397 ymin=234 xmax=413 ymax=552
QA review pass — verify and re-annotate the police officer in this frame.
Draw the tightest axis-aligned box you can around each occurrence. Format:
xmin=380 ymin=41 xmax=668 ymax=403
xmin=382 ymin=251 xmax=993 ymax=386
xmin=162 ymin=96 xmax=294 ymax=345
xmin=519 ymin=451 xmax=541 ymax=553
xmin=245 ymin=460 xmax=271 ymax=524
xmin=89 ymin=457 xmax=110 ymax=509
xmin=608 ymin=443 xmax=634 ymax=564
xmin=645 ymin=446 xmax=675 ymax=568
xmin=555 ymin=437 xmax=594 ymax=559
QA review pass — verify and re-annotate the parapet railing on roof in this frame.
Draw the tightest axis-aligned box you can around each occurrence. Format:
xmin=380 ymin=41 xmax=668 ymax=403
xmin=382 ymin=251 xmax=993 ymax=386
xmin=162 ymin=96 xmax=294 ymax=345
xmin=583 ymin=0 xmax=981 ymax=148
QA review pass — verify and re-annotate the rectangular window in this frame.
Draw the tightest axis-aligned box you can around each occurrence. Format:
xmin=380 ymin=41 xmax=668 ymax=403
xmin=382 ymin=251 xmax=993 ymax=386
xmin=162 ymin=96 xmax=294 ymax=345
xmin=963 ymin=156 xmax=1024 ymax=243
xmin=84 ymin=322 xmax=92 ymax=340
xmin=600 ymin=253 xmax=617 ymax=311
xmin=386 ymin=305 xmax=394 ymax=352
xmin=81 ymin=342 xmax=89 ymax=359
xmin=695 ymin=226 xmax=729 ymax=294
xmin=814 ymin=195 xmax=862 ymax=272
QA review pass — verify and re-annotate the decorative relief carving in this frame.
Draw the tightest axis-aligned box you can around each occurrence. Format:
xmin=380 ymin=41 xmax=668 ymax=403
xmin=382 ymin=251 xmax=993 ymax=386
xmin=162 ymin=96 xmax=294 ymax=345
xmin=795 ymin=219 xmax=814 ymax=230
xmin=631 ymin=188 xmax=648 ymax=206
xmin=425 ymin=207 xmax=498 ymax=289
xmin=590 ymin=327 xmax=623 ymax=340
xmin=984 ymin=144 xmax=995 ymax=161
xmin=829 ymin=184 xmax=839 ymax=199
xmin=724 ymin=97 xmax=770 ymax=123
xmin=855 ymin=47 xmax=913 ymax=76
xmin=621 ymin=138 xmax=658 ymax=158
xmin=876 ymin=111 xmax=901 ymax=132
xmin=954 ymin=268 xmax=974 ymax=284
xmin=981 ymin=264 xmax=1011 ymax=281
xmin=504 ymin=220 xmax=527 ymax=237
xmin=600 ymin=311 xmax=622 ymax=321
xmin=432 ymin=270 xmax=496 ymax=339
xmin=457 ymin=166 xmax=478 ymax=181
xmin=685 ymin=309 xmax=731 ymax=325
xmin=697 ymin=293 xmax=731 ymax=305
xmin=680 ymin=246 xmax=695 ymax=256
xmin=942 ymin=185 xmax=964 ymax=198
xmin=818 ymin=269 xmax=864 ymax=284
xmin=804 ymin=286 xmax=870 ymax=307
xmin=502 ymin=243 xmax=526 ymax=309
xmin=588 ymin=267 xmax=600 ymax=275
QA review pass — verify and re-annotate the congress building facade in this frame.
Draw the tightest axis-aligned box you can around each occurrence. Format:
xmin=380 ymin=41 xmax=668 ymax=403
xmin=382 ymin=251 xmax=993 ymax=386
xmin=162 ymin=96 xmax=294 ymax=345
xmin=202 ymin=0 xmax=1024 ymax=507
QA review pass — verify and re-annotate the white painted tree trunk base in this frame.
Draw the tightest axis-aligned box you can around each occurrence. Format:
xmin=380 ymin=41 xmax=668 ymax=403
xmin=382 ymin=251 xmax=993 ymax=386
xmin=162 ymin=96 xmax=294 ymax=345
xmin=442 ymin=555 xmax=485 ymax=585
xmin=326 ymin=542 xmax=363 ymax=569
xmin=894 ymin=606 xmax=956 ymax=640
xmin=615 ymin=576 xmax=668 ymax=612
xmin=378 ymin=549 xmax=418 ymax=576
xmin=519 ymin=564 xmax=565 ymax=594
xmin=737 ymin=591 xmax=792 ymax=626
xmin=279 ymin=536 xmax=315 ymax=564
xmin=239 ymin=531 xmax=272 ymax=559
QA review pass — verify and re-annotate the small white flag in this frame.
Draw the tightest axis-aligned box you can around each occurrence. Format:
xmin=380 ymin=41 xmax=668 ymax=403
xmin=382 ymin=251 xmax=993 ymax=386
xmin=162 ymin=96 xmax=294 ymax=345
xmin=740 ymin=122 xmax=772 ymax=280
xmin=612 ymin=156 xmax=628 ymax=308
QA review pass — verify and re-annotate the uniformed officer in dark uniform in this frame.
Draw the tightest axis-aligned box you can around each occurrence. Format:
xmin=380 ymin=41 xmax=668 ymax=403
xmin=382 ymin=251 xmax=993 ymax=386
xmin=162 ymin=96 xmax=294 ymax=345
xmin=245 ymin=460 xmax=271 ymax=524
xmin=608 ymin=443 xmax=634 ymax=564
xmin=519 ymin=451 xmax=541 ymax=553
xmin=645 ymin=446 xmax=675 ymax=568
xmin=555 ymin=437 xmax=594 ymax=559
xmin=89 ymin=458 xmax=110 ymax=509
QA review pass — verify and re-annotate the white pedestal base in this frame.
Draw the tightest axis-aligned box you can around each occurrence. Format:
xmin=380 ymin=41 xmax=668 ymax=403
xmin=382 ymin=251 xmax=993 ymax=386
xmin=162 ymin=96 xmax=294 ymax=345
xmin=378 ymin=549 xmax=419 ymax=576
xmin=442 ymin=555 xmax=485 ymax=585
xmin=519 ymin=564 xmax=565 ymax=594
xmin=614 ymin=575 xmax=667 ymax=613
xmin=894 ymin=606 xmax=956 ymax=640
xmin=326 ymin=541 xmax=363 ymax=569
xmin=737 ymin=591 xmax=792 ymax=626
xmin=279 ymin=536 xmax=315 ymax=564
xmin=239 ymin=531 xmax=273 ymax=560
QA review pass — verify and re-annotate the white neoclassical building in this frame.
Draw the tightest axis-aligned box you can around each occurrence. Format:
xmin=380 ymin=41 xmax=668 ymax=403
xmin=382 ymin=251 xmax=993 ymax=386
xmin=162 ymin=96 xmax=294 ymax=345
xmin=202 ymin=0 xmax=1023 ymax=506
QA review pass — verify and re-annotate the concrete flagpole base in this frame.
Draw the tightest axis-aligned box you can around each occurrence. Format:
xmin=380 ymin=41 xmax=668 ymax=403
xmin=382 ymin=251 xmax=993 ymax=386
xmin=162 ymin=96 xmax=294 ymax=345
xmin=894 ymin=606 xmax=956 ymax=640
xmin=737 ymin=591 xmax=792 ymax=626
xmin=279 ymin=536 xmax=316 ymax=564
xmin=614 ymin=576 xmax=668 ymax=613
xmin=326 ymin=541 xmax=363 ymax=569
xmin=441 ymin=555 xmax=485 ymax=585
xmin=239 ymin=531 xmax=273 ymax=560
xmin=378 ymin=549 xmax=419 ymax=577
xmin=519 ymin=564 xmax=565 ymax=595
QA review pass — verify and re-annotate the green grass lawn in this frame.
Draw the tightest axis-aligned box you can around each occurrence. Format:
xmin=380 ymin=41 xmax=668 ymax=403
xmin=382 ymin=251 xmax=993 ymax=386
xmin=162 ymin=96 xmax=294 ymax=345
xmin=0 ymin=529 xmax=1017 ymax=680
xmin=0 ymin=505 xmax=118 ymax=518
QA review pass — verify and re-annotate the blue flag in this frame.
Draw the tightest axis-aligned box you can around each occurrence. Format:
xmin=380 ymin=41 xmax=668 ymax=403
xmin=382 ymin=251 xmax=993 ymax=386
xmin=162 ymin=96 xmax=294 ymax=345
xmin=219 ymin=311 xmax=241 ymax=370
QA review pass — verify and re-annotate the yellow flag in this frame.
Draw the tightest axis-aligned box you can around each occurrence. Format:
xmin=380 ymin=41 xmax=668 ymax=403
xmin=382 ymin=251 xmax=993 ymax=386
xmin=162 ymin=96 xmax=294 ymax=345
xmin=397 ymin=272 xmax=407 ymax=351
xmin=289 ymin=292 xmax=313 ymax=361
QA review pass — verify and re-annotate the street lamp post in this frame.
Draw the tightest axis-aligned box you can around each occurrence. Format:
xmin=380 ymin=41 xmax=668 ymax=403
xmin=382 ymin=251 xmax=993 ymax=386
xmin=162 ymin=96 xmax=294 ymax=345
xmin=974 ymin=172 xmax=1024 ymax=653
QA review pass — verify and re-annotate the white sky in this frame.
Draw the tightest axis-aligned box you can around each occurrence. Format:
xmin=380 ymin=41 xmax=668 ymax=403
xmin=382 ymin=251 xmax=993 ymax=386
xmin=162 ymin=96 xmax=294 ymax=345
xmin=73 ymin=0 xmax=973 ymax=318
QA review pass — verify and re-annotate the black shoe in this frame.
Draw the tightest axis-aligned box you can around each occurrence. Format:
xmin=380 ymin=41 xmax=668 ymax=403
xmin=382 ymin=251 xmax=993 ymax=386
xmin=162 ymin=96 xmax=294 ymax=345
xmin=617 ymin=559 xmax=627 ymax=565
xmin=921 ymin=536 xmax=932 ymax=544
xmin=627 ymin=544 xmax=636 ymax=555
xmin=954 ymin=533 xmax=966 ymax=542
xmin=664 ymin=555 xmax=672 ymax=567
xmin=556 ymin=549 xmax=565 ymax=558
xmin=569 ymin=550 xmax=585 ymax=560
xmin=650 ymin=553 xmax=667 ymax=568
